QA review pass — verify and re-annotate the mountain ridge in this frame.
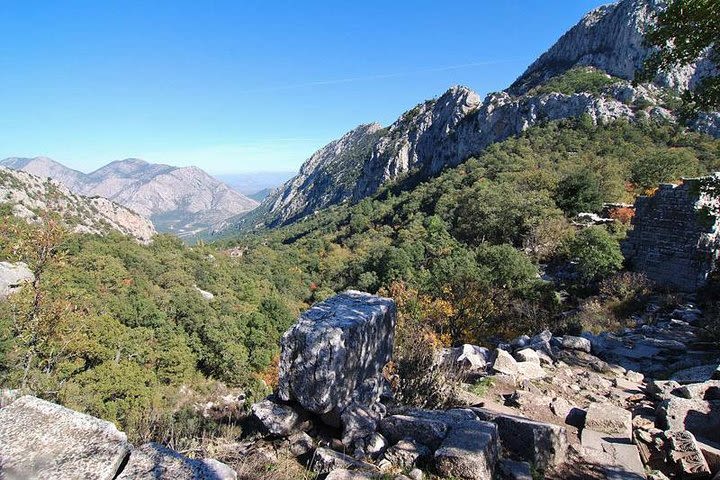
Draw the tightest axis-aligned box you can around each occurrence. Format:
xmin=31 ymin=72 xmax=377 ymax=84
xmin=0 ymin=157 xmax=258 ymax=238
xmin=233 ymin=0 xmax=719 ymax=233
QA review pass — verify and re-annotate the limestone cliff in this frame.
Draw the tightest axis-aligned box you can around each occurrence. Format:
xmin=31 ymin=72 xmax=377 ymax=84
xmin=0 ymin=166 xmax=156 ymax=242
xmin=232 ymin=0 xmax=718 ymax=231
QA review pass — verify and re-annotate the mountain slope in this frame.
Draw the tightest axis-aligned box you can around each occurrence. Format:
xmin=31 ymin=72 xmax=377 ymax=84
xmin=0 ymin=158 xmax=259 ymax=238
xmin=0 ymin=167 xmax=156 ymax=242
xmin=231 ymin=0 xmax=718 ymax=233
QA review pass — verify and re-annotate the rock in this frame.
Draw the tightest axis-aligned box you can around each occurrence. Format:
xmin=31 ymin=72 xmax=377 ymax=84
xmin=696 ymin=437 xmax=720 ymax=474
xmin=665 ymin=430 xmax=712 ymax=479
xmin=434 ymin=420 xmax=499 ymax=480
xmin=455 ymin=344 xmax=490 ymax=371
xmin=341 ymin=403 xmax=381 ymax=454
xmin=514 ymin=348 xmax=540 ymax=364
xmin=550 ymin=397 xmax=572 ymax=419
xmin=116 ymin=443 xmax=237 ymax=480
xmin=472 ymin=408 xmax=567 ymax=469
xmin=0 ymin=388 xmax=21 ymax=408
xmin=672 ymin=364 xmax=719 ymax=384
xmin=0 ymin=261 xmax=33 ymax=298
xmin=0 ymin=395 xmax=130 ymax=480
xmin=677 ymin=380 xmax=720 ymax=400
xmin=659 ymin=397 xmax=720 ymax=443
xmin=325 ymin=469 xmax=376 ymax=480
xmin=407 ymin=468 xmax=423 ymax=480
xmin=381 ymin=439 xmax=431 ymax=469
xmin=311 ymin=448 xmax=376 ymax=474
xmin=493 ymin=349 xmax=519 ymax=376
xmin=250 ymin=398 xmax=306 ymax=437
xmin=288 ymin=432 xmax=315 ymax=457
xmin=379 ymin=414 xmax=448 ymax=451
xmin=278 ymin=291 xmax=396 ymax=422
xmin=364 ymin=432 xmax=388 ymax=459
xmin=498 ymin=459 xmax=533 ymax=480
xmin=516 ymin=361 xmax=547 ymax=380
xmin=626 ymin=370 xmax=644 ymax=383
xmin=561 ymin=335 xmax=591 ymax=353
xmin=512 ymin=335 xmax=531 ymax=349
xmin=714 ymin=365 xmax=720 ymax=381
xmin=584 ymin=403 xmax=632 ymax=438
xmin=647 ymin=380 xmax=682 ymax=401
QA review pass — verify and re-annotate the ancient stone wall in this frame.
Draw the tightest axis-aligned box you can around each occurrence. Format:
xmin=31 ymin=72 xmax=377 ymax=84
xmin=622 ymin=175 xmax=720 ymax=291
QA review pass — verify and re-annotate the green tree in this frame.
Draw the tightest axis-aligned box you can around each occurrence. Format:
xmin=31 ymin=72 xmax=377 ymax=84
xmin=564 ymin=227 xmax=624 ymax=284
xmin=554 ymin=170 xmax=603 ymax=216
xmin=641 ymin=0 xmax=719 ymax=112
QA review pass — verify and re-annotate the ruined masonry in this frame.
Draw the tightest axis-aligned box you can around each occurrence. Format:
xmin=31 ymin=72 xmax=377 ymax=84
xmin=623 ymin=174 xmax=720 ymax=291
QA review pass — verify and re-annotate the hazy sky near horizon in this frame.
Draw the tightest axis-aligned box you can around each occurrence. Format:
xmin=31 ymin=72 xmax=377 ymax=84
xmin=0 ymin=1 xmax=606 ymax=174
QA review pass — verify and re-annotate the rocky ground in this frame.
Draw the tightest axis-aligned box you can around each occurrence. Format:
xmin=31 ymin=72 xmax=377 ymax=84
xmin=244 ymin=293 xmax=720 ymax=480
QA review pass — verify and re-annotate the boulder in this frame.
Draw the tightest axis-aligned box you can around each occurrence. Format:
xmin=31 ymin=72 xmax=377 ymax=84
xmin=665 ymin=430 xmax=712 ymax=479
xmin=472 ymin=408 xmax=567 ymax=469
xmin=514 ymin=348 xmax=540 ymax=364
xmin=671 ymin=364 xmax=718 ymax=384
xmin=116 ymin=443 xmax=236 ymax=480
xmin=0 ymin=261 xmax=33 ymax=298
xmin=341 ymin=403 xmax=381 ymax=454
xmin=561 ymin=335 xmax=591 ymax=353
xmin=493 ymin=349 xmax=519 ymax=376
xmin=250 ymin=398 xmax=307 ymax=437
xmin=311 ymin=447 xmax=376 ymax=474
xmin=498 ymin=459 xmax=533 ymax=480
xmin=0 ymin=395 xmax=130 ymax=480
xmin=378 ymin=409 xmax=475 ymax=450
xmin=278 ymin=291 xmax=396 ymax=422
xmin=325 ymin=469 xmax=376 ymax=480
xmin=434 ymin=420 xmax=499 ymax=480
xmin=381 ymin=439 xmax=431 ymax=469
xmin=288 ymin=432 xmax=315 ymax=457
xmin=677 ymin=381 xmax=720 ymax=400
xmin=455 ymin=344 xmax=490 ymax=371
xmin=584 ymin=403 xmax=632 ymax=439
xmin=659 ymin=397 xmax=720 ymax=443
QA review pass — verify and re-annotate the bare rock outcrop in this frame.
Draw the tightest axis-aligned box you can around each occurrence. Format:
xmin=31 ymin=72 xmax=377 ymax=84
xmin=277 ymin=290 xmax=396 ymax=423
xmin=0 ymin=261 xmax=33 ymax=299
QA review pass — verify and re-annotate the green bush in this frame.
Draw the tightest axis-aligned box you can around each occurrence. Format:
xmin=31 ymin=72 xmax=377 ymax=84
xmin=564 ymin=227 xmax=624 ymax=284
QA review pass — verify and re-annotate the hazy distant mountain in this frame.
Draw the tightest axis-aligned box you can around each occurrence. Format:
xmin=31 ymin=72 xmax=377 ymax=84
xmin=0 ymin=157 xmax=258 ymax=238
xmin=216 ymin=171 xmax=294 ymax=198
xmin=0 ymin=166 xmax=156 ymax=242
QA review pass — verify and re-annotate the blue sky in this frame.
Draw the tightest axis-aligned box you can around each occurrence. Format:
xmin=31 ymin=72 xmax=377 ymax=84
xmin=0 ymin=0 xmax=607 ymax=174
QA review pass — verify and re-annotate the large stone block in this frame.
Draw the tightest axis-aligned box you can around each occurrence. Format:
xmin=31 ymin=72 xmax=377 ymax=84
xmin=0 ymin=395 xmax=130 ymax=480
xmin=472 ymin=408 xmax=567 ymax=469
xmin=278 ymin=291 xmax=396 ymax=419
xmin=434 ymin=420 xmax=499 ymax=480
xmin=116 ymin=443 xmax=236 ymax=480
xmin=584 ymin=403 xmax=632 ymax=439
xmin=0 ymin=261 xmax=33 ymax=298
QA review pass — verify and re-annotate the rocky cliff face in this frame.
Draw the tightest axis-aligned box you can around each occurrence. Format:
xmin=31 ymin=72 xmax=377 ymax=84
xmin=0 ymin=166 xmax=156 ymax=242
xmin=0 ymin=157 xmax=258 ymax=238
xmin=236 ymin=0 xmax=718 ymax=231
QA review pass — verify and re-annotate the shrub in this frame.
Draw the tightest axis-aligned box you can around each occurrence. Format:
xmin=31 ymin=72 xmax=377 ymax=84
xmin=563 ymin=227 xmax=624 ymax=284
xmin=554 ymin=170 xmax=603 ymax=216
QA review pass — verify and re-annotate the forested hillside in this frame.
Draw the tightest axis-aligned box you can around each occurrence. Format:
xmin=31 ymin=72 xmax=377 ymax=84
xmin=1 ymin=117 xmax=719 ymax=449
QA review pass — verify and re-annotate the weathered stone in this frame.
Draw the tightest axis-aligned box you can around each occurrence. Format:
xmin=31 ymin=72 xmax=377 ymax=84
xmin=582 ymin=429 xmax=645 ymax=479
xmin=407 ymin=468 xmax=424 ymax=480
xmin=515 ymin=348 xmax=540 ymax=364
xmin=659 ymin=397 xmax=720 ymax=443
xmin=311 ymin=448 xmax=376 ymax=474
xmin=365 ymin=432 xmax=388 ymax=459
xmin=696 ymin=437 xmax=720 ymax=473
xmin=0 ymin=261 xmax=33 ymax=298
xmin=626 ymin=370 xmax=644 ymax=383
xmin=250 ymin=398 xmax=306 ymax=437
xmin=561 ymin=335 xmax=592 ymax=353
xmin=671 ymin=364 xmax=719 ymax=384
xmin=647 ymin=380 xmax=682 ymax=401
xmin=584 ymin=403 xmax=632 ymax=438
xmin=116 ymin=443 xmax=237 ymax=480
xmin=493 ymin=349 xmax=519 ymax=376
xmin=434 ymin=420 xmax=499 ymax=480
xmin=498 ymin=459 xmax=533 ymax=480
xmin=278 ymin=291 xmax=396 ymax=421
xmin=516 ymin=361 xmax=547 ymax=380
xmin=472 ymin=408 xmax=567 ymax=469
xmin=622 ymin=177 xmax=720 ymax=292
xmin=550 ymin=397 xmax=572 ymax=419
xmin=0 ymin=395 xmax=130 ymax=480
xmin=378 ymin=415 xmax=448 ymax=451
xmin=324 ymin=468 xmax=376 ymax=480
xmin=677 ymin=381 xmax=720 ymax=400
xmin=341 ymin=403 xmax=381 ymax=454
xmin=288 ymin=432 xmax=315 ymax=457
xmin=381 ymin=439 xmax=430 ymax=469
xmin=455 ymin=344 xmax=490 ymax=371
xmin=665 ymin=430 xmax=712 ymax=479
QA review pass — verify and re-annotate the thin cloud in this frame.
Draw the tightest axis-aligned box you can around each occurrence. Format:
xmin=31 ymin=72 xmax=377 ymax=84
xmin=235 ymin=59 xmax=527 ymax=94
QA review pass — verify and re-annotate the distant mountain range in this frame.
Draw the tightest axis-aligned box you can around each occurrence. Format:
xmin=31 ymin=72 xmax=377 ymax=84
xmin=0 ymin=157 xmax=258 ymax=238
xmin=231 ymin=0 xmax=719 ymax=233
xmin=0 ymin=167 xmax=156 ymax=242
xmin=216 ymin=172 xmax=295 ymax=200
